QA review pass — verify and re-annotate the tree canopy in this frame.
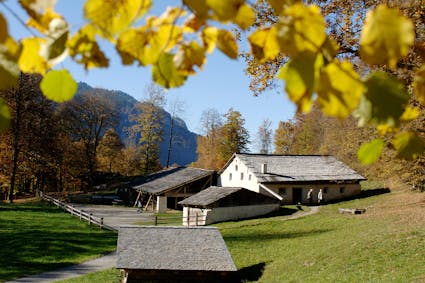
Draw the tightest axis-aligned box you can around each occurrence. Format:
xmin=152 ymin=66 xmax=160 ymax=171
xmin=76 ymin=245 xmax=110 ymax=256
xmin=0 ymin=0 xmax=424 ymax=164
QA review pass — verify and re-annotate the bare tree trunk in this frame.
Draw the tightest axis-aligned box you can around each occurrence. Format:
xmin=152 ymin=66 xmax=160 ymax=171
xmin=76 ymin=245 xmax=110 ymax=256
xmin=166 ymin=117 xmax=174 ymax=168
xmin=9 ymin=73 xmax=23 ymax=203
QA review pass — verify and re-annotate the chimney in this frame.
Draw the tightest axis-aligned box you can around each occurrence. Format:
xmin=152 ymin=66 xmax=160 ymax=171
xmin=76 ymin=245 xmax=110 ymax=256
xmin=261 ymin=163 xmax=267 ymax=174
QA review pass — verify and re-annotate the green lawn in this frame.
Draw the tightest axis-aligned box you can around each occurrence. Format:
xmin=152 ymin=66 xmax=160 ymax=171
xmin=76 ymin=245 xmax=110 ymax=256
xmin=0 ymin=201 xmax=117 ymax=282
xmin=5 ymin=188 xmax=425 ymax=283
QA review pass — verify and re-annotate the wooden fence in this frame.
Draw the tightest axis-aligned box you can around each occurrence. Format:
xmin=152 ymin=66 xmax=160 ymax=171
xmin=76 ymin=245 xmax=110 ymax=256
xmin=41 ymin=193 xmax=117 ymax=231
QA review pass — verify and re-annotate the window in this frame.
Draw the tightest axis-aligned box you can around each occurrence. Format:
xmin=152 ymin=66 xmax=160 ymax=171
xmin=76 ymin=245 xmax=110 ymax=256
xmin=279 ymin=188 xmax=286 ymax=195
xmin=323 ymin=187 xmax=328 ymax=194
xmin=235 ymin=165 xmax=238 ymax=171
xmin=248 ymin=174 xmax=252 ymax=181
xmin=240 ymin=173 xmax=244 ymax=180
xmin=229 ymin=173 xmax=232 ymax=181
xmin=340 ymin=187 xmax=345 ymax=194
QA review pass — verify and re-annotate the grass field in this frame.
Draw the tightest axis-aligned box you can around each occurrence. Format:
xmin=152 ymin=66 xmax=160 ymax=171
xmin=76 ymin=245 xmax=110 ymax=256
xmin=60 ymin=184 xmax=425 ymax=282
xmin=0 ymin=201 xmax=117 ymax=282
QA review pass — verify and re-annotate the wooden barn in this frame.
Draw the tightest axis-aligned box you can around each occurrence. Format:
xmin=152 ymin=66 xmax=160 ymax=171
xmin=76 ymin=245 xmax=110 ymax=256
xmin=178 ymin=186 xmax=280 ymax=225
xmin=218 ymin=153 xmax=366 ymax=205
xmin=132 ymin=167 xmax=215 ymax=212
xmin=116 ymin=226 xmax=237 ymax=283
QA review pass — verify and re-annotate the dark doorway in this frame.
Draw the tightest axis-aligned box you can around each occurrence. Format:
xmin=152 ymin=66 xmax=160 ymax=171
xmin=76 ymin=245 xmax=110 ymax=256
xmin=293 ymin=188 xmax=303 ymax=204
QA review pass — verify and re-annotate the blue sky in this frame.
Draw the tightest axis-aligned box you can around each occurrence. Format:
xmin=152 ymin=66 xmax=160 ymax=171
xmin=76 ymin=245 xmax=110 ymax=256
xmin=3 ymin=0 xmax=295 ymax=151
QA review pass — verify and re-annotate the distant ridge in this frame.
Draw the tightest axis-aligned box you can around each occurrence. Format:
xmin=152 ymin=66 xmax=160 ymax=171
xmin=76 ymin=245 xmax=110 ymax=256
xmin=77 ymin=82 xmax=198 ymax=166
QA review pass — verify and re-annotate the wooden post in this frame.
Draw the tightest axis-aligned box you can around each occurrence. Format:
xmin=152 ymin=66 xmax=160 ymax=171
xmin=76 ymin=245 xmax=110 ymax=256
xmin=89 ymin=213 xmax=92 ymax=226
xmin=80 ymin=210 xmax=83 ymax=221
xmin=195 ymin=214 xmax=198 ymax=226
xmin=154 ymin=215 xmax=158 ymax=226
xmin=100 ymin=217 xmax=103 ymax=229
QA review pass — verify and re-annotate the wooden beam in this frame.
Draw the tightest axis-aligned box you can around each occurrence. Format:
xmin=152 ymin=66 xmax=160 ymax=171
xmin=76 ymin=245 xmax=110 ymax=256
xmin=144 ymin=194 xmax=153 ymax=211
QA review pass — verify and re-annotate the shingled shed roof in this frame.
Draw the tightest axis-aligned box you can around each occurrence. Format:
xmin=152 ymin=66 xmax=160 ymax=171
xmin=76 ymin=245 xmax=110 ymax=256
xmin=224 ymin=153 xmax=366 ymax=183
xmin=178 ymin=186 xmax=242 ymax=206
xmin=116 ymin=226 xmax=237 ymax=272
xmin=132 ymin=167 xmax=214 ymax=194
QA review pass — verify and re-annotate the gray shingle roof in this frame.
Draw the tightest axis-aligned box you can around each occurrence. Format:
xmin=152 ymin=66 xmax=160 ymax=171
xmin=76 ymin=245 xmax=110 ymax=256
xmin=132 ymin=167 xmax=214 ymax=194
xmin=116 ymin=226 xmax=237 ymax=272
xmin=233 ymin=154 xmax=366 ymax=183
xmin=178 ymin=186 xmax=242 ymax=206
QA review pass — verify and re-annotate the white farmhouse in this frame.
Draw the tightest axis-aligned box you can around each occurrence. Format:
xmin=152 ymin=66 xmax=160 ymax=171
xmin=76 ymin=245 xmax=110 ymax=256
xmin=218 ymin=153 xmax=366 ymax=205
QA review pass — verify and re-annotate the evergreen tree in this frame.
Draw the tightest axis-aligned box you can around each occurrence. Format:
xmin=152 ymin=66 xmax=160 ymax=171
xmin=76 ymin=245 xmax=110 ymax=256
xmin=220 ymin=108 xmax=250 ymax=162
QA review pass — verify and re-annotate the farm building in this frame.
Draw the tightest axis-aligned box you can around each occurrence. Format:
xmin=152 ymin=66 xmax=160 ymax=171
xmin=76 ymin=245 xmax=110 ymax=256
xmin=131 ymin=167 xmax=215 ymax=212
xmin=179 ymin=186 xmax=280 ymax=225
xmin=218 ymin=153 xmax=366 ymax=205
xmin=116 ymin=226 xmax=237 ymax=283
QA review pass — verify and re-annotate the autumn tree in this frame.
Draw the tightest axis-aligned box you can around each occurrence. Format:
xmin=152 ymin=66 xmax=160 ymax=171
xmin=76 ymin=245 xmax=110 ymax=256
xmin=97 ymin=128 xmax=124 ymax=173
xmin=165 ymin=98 xmax=185 ymax=168
xmin=274 ymin=120 xmax=295 ymax=154
xmin=256 ymin=118 xmax=272 ymax=154
xmin=195 ymin=108 xmax=223 ymax=169
xmin=133 ymin=84 xmax=165 ymax=174
xmin=220 ymin=108 xmax=250 ymax=162
xmin=59 ymin=92 xmax=117 ymax=185
xmin=1 ymin=0 xmax=425 ymax=179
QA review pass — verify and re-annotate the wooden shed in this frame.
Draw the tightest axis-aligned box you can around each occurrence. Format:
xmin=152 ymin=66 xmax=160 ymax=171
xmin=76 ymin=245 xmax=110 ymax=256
xmin=178 ymin=186 xmax=281 ymax=225
xmin=116 ymin=226 xmax=237 ymax=283
xmin=132 ymin=167 xmax=215 ymax=212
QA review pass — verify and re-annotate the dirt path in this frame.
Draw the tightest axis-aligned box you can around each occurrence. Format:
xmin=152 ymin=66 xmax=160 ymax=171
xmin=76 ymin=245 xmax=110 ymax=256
xmin=284 ymin=206 xmax=320 ymax=220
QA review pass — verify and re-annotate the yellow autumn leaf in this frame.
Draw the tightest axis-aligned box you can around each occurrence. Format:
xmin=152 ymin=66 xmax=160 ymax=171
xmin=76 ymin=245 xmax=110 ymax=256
xmin=317 ymin=60 xmax=365 ymax=118
xmin=67 ymin=25 xmax=109 ymax=69
xmin=216 ymin=29 xmax=238 ymax=59
xmin=18 ymin=37 xmax=50 ymax=74
xmin=413 ymin=65 xmax=425 ymax=104
xmin=266 ymin=0 xmax=300 ymax=15
xmin=400 ymin=106 xmax=420 ymax=121
xmin=152 ymin=53 xmax=187 ymax=88
xmin=84 ymin=0 xmax=151 ymax=37
xmin=183 ymin=0 xmax=209 ymax=20
xmin=183 ymin=15 xmax=205 ymax=33
xmin=0 ymin=13 xmax=7 ymax=41
xmin=40 ymin=69 xmax=77 ymax=102
xmin=392 ymin=131 xmax=425 ymax=160
xmin=206 ymin=0 xmax=244 ymax=22
xmin=248 ymin=26 xmax=280 ymax=62
xmin=0 ymin=14 xmax=20 ymax=89
xmin=27 ymin=8 xmax=62 ymax=33
xmin=234 ymin=4 xmax=255 ymax=30
xmin=277 ymin=52 xmax=323 ymax=113
xmin=19 ymin=0 xmax=60 ymax=33
xmin=116 ymin=27 xmax=149 ymax=65
xmin=360 ymin=4 xmax=414 ymax=69
xmin=276 ymin=3 xmax=326 ymax=56
xmin=202 ymin=26 xmax=218 ymax=54
xmin=174 ymin=41 xmax=206 ymax=75
xmin=145 ymin=24 xmax=183 ymax=65
xmin=152 ymin=7 xmax=186 ymax=26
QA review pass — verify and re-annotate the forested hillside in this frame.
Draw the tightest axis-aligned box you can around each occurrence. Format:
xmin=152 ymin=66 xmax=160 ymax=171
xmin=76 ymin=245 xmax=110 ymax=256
xmin=0 ymin=76 xmax=197 ymax=201
xmin=77 ymin=83 xmax=198 ymax=166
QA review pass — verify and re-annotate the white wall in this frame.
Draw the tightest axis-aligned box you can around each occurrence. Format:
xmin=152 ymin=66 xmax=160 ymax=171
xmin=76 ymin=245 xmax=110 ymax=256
xmin=218 ymin=156 xmax=259 ymax=192
xmin=182 ymin=204 xmax=280 ymax=226
xmin=156 ymin=196 xmax=167 ymax=213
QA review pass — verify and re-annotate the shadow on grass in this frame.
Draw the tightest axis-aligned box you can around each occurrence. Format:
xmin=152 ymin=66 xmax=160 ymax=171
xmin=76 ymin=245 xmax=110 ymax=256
xmin=324 ymin=188 xmax=391 ymax=205
xmin=0 ymin=201 xmax=64 ymax=213
xmin=235 ymin=262 xmax=267 ymax=282
xmin=224 ymin=228 xmax=332 ymax=242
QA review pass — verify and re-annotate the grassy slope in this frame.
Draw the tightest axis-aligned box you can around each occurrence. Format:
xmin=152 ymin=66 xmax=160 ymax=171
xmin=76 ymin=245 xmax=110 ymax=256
xmin=0 ymin=201 xmax=117 ymax=282
xmin=217 ymin=187 xmax=425 ymax=282
xmin=12 ymin=186 xmax=425 ymax=283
